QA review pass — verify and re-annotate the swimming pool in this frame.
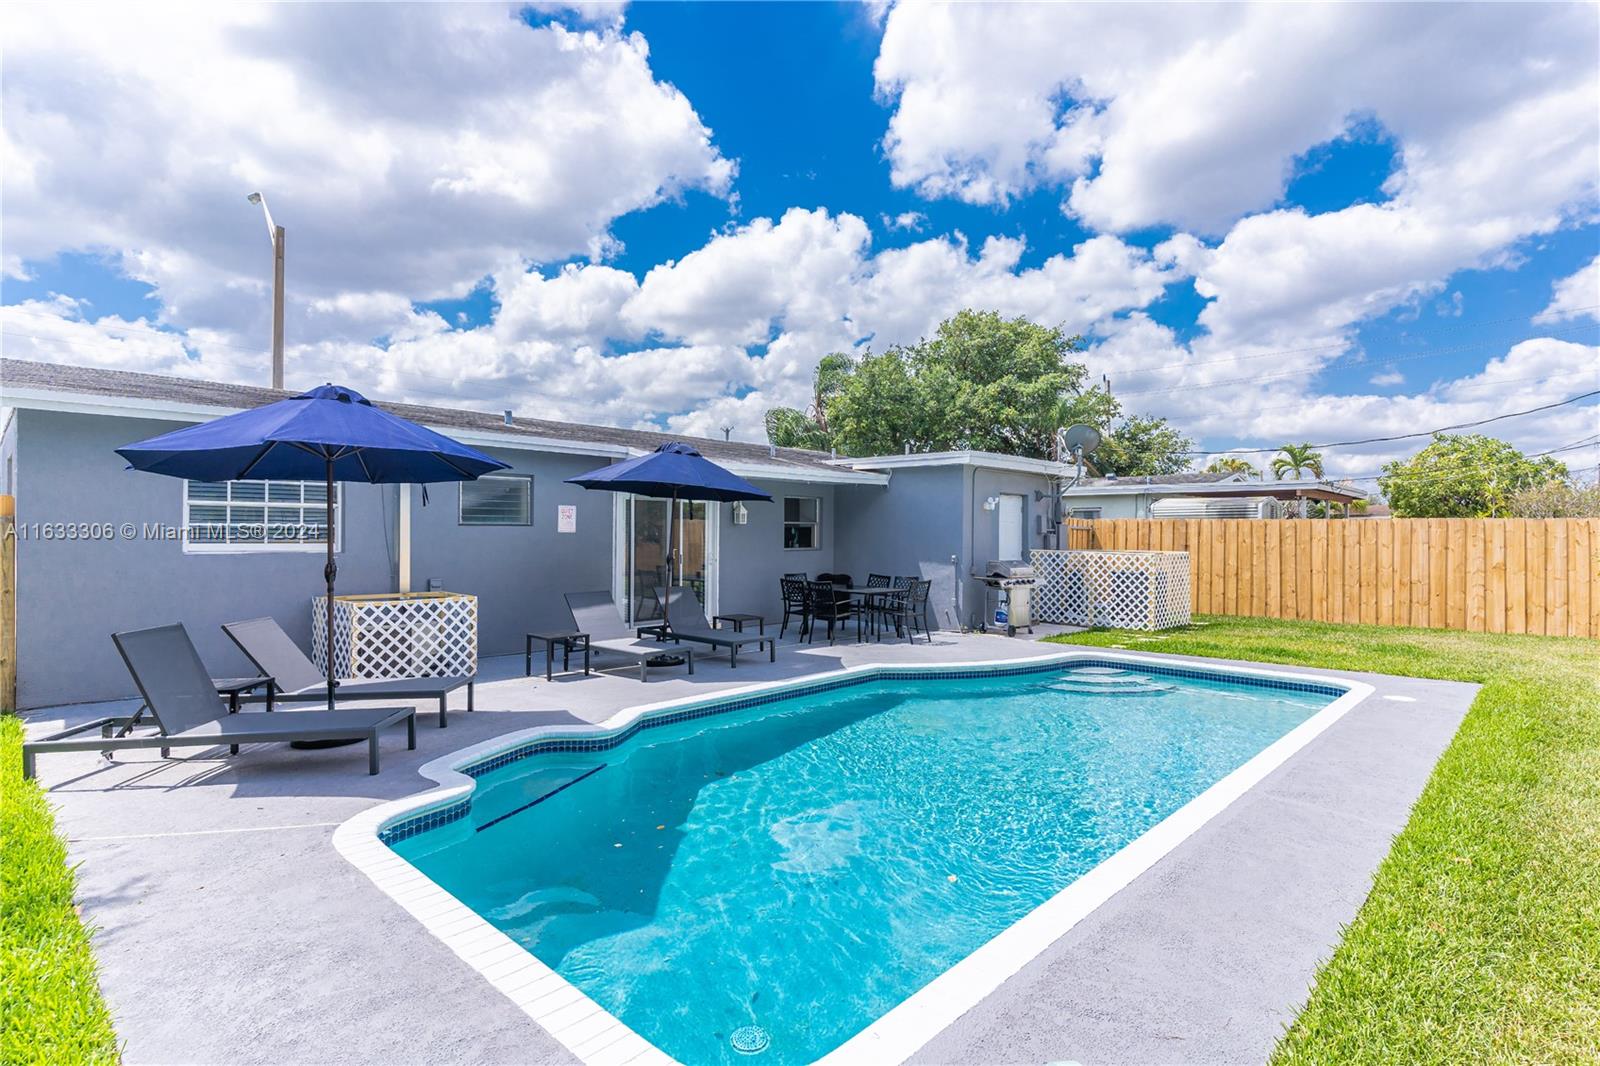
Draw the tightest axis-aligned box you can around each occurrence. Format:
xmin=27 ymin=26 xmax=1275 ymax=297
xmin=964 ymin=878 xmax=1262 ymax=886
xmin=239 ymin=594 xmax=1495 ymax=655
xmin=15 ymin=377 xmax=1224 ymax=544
xmin=339 ymin=655 xmax=1366 ymax=1065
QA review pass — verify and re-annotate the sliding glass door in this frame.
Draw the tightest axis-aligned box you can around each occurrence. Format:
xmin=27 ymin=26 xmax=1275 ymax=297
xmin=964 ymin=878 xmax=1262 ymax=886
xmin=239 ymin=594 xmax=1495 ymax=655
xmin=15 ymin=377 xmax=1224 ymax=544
xmin=614 ymin=495 xmax=717 ymax=625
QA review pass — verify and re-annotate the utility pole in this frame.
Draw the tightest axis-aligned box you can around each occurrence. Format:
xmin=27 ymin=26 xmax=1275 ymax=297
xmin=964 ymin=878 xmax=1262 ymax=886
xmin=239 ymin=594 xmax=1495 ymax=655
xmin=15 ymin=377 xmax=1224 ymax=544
xmin=247 ymin=192 xmax=285 ymax=389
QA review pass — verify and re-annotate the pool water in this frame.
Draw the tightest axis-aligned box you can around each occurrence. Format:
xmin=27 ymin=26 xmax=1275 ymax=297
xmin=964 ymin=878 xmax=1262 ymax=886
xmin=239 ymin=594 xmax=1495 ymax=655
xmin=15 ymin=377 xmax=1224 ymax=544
xmin=393 ymin=665 xmax=1334 ymax=1064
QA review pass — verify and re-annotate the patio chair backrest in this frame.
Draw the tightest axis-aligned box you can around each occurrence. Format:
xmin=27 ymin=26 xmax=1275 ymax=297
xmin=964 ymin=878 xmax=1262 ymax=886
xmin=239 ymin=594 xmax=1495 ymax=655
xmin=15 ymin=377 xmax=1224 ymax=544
xmin=112 ymin=624 xmax=230 ymax=736
xmin=783 ymin=571 xmax=808 ymax=580
xmin=780 ymin=576 xmax=807 ymax=607
xmin=891 ymin=575 xmax=913 ymax=590
xmin=908 ymin=577 xmax=932 ymax=609
xmin=564 ymin=591 xmax=632 ymax=641
xmin=805 ymin=579 xmax=848 ymax=618
xmin=655 ymin=587 xmax=714 ymax=634
xmin=222 ymin=617 xmax=329 ymax=693
xmin=866 ymin=573 xmax=891 ymax=588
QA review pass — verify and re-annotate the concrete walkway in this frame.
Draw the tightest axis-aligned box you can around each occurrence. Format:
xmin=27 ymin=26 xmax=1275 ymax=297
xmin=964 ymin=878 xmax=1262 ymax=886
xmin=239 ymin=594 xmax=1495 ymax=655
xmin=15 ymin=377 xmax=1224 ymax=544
xmin=23 ymin=632 xmax=1475 ymax=1065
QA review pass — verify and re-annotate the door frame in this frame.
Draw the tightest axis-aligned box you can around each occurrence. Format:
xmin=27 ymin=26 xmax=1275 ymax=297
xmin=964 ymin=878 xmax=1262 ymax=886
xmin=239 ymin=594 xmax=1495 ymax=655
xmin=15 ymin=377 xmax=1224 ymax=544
xmin=611 ymin=494 xmax=720 ymax=624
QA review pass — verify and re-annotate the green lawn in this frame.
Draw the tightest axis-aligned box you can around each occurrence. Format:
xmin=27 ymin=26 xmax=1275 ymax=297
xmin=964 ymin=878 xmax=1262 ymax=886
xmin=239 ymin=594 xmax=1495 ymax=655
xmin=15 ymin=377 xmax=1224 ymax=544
xmin=1 ymin=714 xmax=120 ymax=1064
xmin=1046 ymin=616 xmax=1600 ymax=1064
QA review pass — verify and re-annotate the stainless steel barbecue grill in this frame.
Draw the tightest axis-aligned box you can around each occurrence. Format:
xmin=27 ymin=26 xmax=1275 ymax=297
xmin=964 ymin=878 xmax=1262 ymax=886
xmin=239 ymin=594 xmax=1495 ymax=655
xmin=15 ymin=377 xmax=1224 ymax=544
xmin=973 ymin=559 xmax=1036 ymax=636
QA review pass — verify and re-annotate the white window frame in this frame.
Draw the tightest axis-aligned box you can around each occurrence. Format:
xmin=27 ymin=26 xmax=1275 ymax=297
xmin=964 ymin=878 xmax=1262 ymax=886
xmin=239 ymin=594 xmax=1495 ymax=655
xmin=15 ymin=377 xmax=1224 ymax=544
xmin=1067 ymin=507 xmax=1102 ymax=520
xmin=181 ymin=479 xmax=343 ymax=555
xmin=458 ymin=473 xmax=533 ymax=527
xmin=783 ymin=495 xmax=822 ymax=551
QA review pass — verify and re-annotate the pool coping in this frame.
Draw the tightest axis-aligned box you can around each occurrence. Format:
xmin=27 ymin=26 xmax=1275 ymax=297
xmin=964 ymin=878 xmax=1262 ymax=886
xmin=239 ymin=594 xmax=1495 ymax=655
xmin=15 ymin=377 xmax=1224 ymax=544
xmin=332 ymin=650 xmax=1372 ymax=1066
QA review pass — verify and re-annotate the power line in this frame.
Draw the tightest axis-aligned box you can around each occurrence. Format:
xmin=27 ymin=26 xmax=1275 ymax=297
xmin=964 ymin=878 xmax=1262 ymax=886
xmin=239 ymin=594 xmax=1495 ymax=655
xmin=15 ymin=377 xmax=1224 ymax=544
xmin=1325 ymin=437 xmax=1600 ymax=485
xmin=1187 ymin=391 xmax=1600 ymax=456
xmin=1110 ymin=321 xmax=1597 ymax=399
xmin=1101 ymin=310 xmax=1599 ymax=383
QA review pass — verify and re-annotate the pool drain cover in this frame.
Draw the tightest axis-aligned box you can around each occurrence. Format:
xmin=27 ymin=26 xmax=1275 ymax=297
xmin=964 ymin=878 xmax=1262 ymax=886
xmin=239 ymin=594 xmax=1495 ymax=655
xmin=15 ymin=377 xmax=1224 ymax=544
xmin=730 ymin=1025 xmax=770 ymax=1055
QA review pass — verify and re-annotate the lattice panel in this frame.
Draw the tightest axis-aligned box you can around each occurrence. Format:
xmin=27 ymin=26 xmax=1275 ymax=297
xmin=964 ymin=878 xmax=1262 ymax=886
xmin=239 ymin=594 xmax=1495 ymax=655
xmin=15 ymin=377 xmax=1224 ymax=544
xmin=1030 ymin=550 xmax=1191 ymax=630
xmin=313 ymin=594 xmax=478 ymax=679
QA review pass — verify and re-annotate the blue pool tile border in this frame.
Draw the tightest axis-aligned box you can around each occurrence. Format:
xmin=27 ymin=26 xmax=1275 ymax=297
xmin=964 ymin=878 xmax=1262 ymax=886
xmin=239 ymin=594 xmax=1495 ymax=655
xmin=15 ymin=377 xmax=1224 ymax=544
xmin=377 ymin=658 xmax=1346 ymax=845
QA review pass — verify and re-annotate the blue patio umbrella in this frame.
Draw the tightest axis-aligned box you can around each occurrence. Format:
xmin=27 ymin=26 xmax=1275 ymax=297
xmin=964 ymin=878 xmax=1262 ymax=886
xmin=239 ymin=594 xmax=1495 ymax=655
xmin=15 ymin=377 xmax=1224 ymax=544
xmin=566 ymin=442 xmax=771 ymax=628
xmin=117 ymin=384 xmax=511 ymax=711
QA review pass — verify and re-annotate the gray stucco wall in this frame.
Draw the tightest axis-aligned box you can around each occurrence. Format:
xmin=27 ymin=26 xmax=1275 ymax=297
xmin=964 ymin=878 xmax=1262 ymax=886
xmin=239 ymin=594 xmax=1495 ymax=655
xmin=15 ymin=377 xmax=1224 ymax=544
xmin=11 ymin=409 xmax=396 ymax=708
xmin=834 ymin=466 xmax=966 ymax=630
xmin=713 ymin=480 xmax=837 ymax=627
xmin=405 ymin=447 xmax=614 ymax=656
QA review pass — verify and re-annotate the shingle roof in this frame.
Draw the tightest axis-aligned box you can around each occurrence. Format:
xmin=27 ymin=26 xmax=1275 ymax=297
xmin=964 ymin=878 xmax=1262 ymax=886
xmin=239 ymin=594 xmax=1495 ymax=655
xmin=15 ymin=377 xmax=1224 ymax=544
xmin=1076 ymin=472 xmax=1240 ymax=487
xmin=0 ymin=358 xmax=842 ymax=474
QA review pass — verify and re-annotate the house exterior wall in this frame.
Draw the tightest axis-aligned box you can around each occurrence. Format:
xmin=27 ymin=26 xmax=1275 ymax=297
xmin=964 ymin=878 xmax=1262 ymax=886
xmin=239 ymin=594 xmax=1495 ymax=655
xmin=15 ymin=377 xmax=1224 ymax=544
xmin=404 ymin=446 xmax=616 ymax=657
xmin=11 ymin=409 xmax=396 ymax=708
xmin=7 ymin=410 xmax=864 ymax=706
xmin=714 ymin=480 xmax=837 ymax=626
xmin=1060 ymin=491 xmax=1148 ymax=519
xmin=834 ymin=466 xmax=966 ymax=630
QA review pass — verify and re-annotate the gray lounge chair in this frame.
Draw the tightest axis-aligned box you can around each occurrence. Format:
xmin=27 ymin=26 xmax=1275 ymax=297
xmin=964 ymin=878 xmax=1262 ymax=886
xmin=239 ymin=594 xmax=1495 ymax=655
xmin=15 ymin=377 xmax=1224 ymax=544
xmin=21 ymin=624 xmax=415 ymax=779
xmin=653 ymin=588 xmax=775 ymax=668
xmin=564 ymin=592 xmax=693 ymax=682
xmin=222 ymin=617 xmax=473 ymax=728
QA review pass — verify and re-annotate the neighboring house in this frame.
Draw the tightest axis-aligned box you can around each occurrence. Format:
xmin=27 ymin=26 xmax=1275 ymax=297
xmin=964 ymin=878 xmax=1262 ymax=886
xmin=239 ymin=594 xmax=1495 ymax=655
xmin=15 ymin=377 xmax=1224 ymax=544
xmin=0 ymin=360 xmax=1071 ymax=707
xmin=1062 ymin=471 xmax=1366 ymax=520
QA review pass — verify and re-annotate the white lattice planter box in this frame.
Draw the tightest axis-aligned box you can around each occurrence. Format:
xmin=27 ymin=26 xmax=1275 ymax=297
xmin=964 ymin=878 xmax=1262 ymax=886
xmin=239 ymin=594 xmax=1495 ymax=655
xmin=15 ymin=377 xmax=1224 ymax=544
xmin=1030 ymin=550 xmax=1191 ymax=630
xmin=313 ymin=592 xmax=478 ymax=680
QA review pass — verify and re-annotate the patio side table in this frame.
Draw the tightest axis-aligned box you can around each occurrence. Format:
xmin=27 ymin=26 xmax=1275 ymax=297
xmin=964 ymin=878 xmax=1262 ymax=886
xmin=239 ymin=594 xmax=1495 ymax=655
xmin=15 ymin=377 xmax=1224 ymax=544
xmin=712 ymin=612 xmax=766 ymax=634
xmin=526 ymin=631 xmax=591 ymax=681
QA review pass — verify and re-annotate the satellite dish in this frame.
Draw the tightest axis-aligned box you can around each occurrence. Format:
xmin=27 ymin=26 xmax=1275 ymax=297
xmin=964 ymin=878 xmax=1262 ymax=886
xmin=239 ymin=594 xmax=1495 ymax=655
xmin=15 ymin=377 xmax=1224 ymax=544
xmin=1062 ymin=424 xmax=1102 ymax=457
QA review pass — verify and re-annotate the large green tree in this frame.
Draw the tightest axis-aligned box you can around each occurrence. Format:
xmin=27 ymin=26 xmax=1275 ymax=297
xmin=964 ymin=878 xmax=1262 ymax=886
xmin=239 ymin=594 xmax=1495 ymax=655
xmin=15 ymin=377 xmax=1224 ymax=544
xmin=764 ymin=309 xmax=1191 ymax=473
xmin=1378 ymin=433 xmax=1568 ymax=518
xmin=1094 ymin=415 xmax=1196 ymax=477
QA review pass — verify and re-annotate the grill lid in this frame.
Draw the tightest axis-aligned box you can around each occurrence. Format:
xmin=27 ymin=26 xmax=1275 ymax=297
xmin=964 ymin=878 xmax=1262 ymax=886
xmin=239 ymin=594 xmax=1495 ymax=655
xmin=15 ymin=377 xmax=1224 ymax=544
xmin=985 ymin=559 xmax=1035 ymax=579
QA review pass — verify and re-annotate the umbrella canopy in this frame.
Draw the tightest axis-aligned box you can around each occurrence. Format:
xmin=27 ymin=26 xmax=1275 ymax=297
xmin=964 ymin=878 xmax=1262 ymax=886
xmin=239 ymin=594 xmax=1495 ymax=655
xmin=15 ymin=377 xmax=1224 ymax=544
xmin=118 ymin=384 xmax=510 ymax=711
xmin=115 ymin=383 xmax=509 ymax=483
xmin=565 ymin=441 xmax=773 ymax=502
xmin=566 ymin=442 xmax=771 ymax=628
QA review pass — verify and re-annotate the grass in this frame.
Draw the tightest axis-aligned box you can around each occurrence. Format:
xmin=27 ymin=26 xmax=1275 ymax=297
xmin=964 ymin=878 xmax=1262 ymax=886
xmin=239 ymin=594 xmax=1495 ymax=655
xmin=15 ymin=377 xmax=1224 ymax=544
xmin=1 ymin=714 xmax=120 ymax=1064
xmin=1046 ymin=616 xmax=1600 ymax=1064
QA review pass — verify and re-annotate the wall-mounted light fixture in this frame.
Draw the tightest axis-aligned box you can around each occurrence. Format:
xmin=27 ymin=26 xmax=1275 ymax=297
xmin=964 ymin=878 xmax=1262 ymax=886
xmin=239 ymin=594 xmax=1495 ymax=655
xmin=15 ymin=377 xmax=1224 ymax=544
xmin=982 ymin=496 xmax=1000 ymax=511
xmin=732 ymin=501 xmax=749 ymax=525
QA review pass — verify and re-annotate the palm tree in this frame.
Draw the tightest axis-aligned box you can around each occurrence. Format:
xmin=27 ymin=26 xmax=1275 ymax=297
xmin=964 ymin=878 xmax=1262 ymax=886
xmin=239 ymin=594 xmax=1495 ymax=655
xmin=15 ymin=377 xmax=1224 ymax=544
xmin=1272 ymin=443 xmax=1325 ymax=517
xmin=1206 ymin=456 xmax=1258 ymax=478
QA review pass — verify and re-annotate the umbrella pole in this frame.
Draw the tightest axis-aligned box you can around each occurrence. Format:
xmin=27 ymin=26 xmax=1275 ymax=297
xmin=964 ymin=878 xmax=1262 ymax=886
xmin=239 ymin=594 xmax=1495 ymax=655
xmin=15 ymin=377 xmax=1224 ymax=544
xmin=324 ymin=458 xmax=337 ymax=711
xmin=662 ymin=490 xmax=676 ymax=631
xmin=294 ymin=457 xmax=357 ymax=749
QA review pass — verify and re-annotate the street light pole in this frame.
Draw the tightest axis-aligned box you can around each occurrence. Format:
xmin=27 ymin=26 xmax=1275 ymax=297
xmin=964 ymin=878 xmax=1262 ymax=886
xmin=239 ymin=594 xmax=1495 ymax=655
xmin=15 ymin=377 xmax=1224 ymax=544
xmin=246 ymin=192 xmax=285 ymax=390
xmin=270 ymin=223 xmax=285 ymax=390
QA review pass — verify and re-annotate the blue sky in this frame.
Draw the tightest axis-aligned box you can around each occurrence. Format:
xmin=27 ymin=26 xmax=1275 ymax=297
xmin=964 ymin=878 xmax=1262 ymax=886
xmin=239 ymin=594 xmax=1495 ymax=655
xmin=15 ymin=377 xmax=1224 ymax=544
xmin=2 ymin=2 xmax=1596 ymax=480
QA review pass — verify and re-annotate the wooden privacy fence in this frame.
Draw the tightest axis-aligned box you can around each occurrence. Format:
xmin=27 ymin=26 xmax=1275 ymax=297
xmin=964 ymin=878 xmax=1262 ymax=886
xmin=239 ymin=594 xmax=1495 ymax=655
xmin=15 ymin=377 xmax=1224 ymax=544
xmin=1080 ymin=517 xmax=1600 ymax=638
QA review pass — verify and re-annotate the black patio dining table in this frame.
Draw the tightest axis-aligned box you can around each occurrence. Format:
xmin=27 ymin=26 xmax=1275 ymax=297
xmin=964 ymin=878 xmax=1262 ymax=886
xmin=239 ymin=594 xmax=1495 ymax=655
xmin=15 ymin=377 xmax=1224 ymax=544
xmin=839 ymin=586 xmax=904 ymax=641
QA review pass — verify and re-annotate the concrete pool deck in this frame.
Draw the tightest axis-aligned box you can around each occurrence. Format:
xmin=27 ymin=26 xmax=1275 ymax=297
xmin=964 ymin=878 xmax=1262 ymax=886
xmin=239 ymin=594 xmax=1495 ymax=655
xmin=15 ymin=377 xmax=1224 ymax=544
xmin=23 ymin=632 xmax=1476 ymax=1065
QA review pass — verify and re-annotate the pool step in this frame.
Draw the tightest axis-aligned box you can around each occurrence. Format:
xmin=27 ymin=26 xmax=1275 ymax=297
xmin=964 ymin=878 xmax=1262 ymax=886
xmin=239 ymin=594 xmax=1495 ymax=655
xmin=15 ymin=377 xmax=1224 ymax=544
xmin=1044 ymin=672 xmax=1174 ymax=695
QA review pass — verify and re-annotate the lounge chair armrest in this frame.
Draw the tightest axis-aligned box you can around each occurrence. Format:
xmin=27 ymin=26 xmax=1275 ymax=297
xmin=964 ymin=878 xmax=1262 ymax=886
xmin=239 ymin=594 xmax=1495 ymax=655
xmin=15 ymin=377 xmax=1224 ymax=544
xmin=28 ymin=716 xmax=147 ymax=743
